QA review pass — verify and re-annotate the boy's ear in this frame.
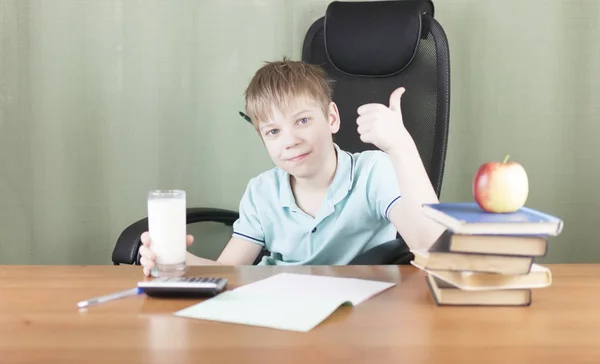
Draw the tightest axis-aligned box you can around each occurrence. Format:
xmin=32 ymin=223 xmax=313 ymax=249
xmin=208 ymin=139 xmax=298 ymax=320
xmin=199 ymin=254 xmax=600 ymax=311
xmin=327 ymin=102 xmax=341 ymax=134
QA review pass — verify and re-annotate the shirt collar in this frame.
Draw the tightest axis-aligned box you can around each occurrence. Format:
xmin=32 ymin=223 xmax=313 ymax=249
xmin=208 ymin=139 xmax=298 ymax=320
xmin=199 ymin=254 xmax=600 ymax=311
xmin=328 ymin=143 xmax=355 ymax=205
xmin=279 ymin=143 xmax=354 ymax=209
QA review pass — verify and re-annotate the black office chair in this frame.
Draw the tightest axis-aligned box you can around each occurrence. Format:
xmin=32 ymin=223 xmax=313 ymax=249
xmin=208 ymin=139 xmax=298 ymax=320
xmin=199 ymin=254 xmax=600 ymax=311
xmin=111 ymin=0 xmax=450 ymax=266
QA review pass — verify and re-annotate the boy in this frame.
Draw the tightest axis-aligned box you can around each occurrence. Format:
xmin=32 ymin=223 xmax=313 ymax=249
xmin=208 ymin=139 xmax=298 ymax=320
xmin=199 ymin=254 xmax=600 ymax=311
xmin=139 ymin=58 xmax=444 ymax=276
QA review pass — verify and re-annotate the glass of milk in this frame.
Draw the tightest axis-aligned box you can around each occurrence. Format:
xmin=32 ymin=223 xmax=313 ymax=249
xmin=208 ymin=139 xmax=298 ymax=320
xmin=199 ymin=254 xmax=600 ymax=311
xmin=147 ymin=190 xmax=187 ymax=277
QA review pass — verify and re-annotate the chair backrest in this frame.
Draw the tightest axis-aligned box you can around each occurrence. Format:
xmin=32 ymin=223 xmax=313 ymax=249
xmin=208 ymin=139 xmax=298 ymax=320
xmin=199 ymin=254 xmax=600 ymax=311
xmin=302 ymin=0 xmax=450 ymax=196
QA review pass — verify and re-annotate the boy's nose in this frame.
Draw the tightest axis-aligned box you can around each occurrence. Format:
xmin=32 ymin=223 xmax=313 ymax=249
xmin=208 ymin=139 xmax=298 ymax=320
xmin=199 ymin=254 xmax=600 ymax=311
xmin=282 ymin=131 xmax=303 ymax=149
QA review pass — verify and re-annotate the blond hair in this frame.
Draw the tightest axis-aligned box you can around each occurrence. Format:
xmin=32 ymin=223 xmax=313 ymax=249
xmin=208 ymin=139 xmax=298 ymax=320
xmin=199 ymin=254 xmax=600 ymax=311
xmin=244 ymin=57 xmax=333 ymax=128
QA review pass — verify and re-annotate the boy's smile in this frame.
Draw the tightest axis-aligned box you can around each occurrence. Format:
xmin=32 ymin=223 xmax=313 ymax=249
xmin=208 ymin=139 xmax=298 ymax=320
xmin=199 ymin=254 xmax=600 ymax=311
xmin=286 ymin=152 xmax=311 ymax=163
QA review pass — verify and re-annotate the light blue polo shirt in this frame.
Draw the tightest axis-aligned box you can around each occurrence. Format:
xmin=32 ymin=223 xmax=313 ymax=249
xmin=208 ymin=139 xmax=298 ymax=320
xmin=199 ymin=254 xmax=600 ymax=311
xmin=231 ymin=143 xmax=402 ymax=265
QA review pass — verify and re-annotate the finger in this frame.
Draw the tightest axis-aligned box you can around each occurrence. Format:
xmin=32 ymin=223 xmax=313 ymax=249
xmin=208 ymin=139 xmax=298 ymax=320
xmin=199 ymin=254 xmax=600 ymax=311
xmin=141 ymin=231 xmax=150 ymax=246
xmin=356 ymin=114 xmax=377 ymax=126
xmin=186 ymin=234 xmax=194 ymax=247
xmin=357 ymin=124 xmax=371 ymax=136
xmin=139 ymin=246 xmax=156 ymax=260
xmin=357 ymin=103 xmax=388 ymax=115
xmin=389 ymin=87 xmax=406 ymax=112
xmin=140 ymin=257 xmax=155 ymax=269
xmin=144 ymin=257 xmax=155 ymax=269
xmin=143 ymin=267 xmax=150 ymax=277
xmin=359 ymin=130 xmax=375 ymax=144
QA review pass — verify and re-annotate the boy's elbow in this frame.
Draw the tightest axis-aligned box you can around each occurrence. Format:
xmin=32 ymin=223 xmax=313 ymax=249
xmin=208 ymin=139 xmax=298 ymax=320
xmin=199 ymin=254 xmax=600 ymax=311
xmin=389 ymin=206 xmax=445 ymax=252
xmin=410 ymin=223 xmax=445 ymax=251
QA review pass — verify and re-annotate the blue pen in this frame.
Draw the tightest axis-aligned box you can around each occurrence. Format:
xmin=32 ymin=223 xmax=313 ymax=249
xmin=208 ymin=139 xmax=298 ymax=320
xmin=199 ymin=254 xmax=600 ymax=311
xmin=77 ymin=287 xmax=142 ymax=308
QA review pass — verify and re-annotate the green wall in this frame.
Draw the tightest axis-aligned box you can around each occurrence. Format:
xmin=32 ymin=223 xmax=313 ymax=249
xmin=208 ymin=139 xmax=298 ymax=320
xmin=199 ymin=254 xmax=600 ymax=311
xmin=0 ymin=0 xmax=598 ymax=265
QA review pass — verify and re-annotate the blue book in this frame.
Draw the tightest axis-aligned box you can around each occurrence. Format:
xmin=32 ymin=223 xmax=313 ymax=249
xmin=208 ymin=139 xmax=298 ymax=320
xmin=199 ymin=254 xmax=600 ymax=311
xmin=421 ymin=202 xmax=564 ymax=236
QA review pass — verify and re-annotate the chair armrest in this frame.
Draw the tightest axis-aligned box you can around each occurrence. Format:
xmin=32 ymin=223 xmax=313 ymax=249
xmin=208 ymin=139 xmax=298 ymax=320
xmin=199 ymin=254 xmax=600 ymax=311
xmin=186 ymin=208 xmax=239 ymax=226
xmin=348 ymin=238 xmax=414 ymax=265
xmin=111 ymin=207 xmax=239 ymax=265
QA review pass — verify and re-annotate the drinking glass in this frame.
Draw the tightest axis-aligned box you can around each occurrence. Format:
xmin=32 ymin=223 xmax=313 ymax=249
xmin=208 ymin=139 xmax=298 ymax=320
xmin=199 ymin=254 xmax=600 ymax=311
xmin=147 ymin=190 xmax=187 ymax=277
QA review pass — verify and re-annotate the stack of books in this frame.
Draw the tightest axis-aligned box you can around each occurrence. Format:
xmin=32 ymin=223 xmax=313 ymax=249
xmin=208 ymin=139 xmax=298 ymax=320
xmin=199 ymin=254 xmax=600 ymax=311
xmin=412 ymin=202 xmax=564 ymax=306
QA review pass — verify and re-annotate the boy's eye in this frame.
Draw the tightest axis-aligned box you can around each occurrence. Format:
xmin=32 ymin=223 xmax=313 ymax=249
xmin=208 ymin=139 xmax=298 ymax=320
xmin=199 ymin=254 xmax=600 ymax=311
xmin=297 ymin=117 xmax=309 ymax=124
xmin=265 ymin=129 xmax=279 ymax=136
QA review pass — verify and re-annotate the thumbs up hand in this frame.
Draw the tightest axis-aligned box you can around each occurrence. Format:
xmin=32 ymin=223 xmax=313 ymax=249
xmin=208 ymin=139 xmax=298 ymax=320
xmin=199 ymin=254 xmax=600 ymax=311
xmin=356 ymin=87 xmax=408 ymax=154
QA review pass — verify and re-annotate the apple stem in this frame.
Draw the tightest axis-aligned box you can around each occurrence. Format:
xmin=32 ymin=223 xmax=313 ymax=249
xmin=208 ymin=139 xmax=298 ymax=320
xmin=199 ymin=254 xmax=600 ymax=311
xmin=503 ymin=154 xmax=510 ymax=163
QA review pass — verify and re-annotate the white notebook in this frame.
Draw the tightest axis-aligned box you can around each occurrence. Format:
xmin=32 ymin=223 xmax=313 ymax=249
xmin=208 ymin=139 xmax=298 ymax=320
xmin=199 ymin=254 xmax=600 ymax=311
xmin=174 ymin=273 xmax=396 ymax=332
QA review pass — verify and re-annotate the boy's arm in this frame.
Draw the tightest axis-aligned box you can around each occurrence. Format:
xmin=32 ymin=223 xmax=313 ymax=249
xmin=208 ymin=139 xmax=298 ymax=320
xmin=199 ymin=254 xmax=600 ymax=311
xmin=385 ymin=136 xmax=446 ymax=251
xmin=186 ymin=236 xmax=263 ymax=266
xmin=186 ymin=176 xmax=266 ymax=266
xmin=217 ymin=236 xmax=263 ymax=265
xmin=186 ymin=252 xmax=221 ymax=265
xmin=357 ymin=86 xmax=445 ymax=251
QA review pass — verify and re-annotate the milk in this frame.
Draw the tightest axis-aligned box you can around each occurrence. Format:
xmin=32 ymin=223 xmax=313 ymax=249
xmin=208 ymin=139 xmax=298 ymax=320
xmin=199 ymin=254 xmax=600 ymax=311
xmin=147 ymin=193 xmax=187 ymax=266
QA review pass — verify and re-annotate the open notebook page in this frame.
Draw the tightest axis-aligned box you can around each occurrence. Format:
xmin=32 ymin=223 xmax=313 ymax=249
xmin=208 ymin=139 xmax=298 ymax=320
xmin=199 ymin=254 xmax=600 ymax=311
xmin=233 ymin=272 xmax=396 ymax=305
xmin=174 ymin=273 xmax=395 ymax=332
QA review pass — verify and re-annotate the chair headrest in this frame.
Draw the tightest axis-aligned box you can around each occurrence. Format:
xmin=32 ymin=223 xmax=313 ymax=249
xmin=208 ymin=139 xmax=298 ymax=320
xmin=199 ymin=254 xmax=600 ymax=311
xmin=324 ymin=0 xmax=430 ymax=77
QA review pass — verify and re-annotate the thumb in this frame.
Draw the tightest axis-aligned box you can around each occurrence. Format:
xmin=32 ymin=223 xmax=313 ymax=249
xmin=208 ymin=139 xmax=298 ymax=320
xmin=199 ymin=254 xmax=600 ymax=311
xmin=389 ymin=87 xmax=406 ymax=112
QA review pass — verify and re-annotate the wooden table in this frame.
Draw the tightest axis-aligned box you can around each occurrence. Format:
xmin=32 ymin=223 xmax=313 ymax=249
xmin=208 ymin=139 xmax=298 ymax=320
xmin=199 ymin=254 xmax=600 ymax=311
xmin=1 ymin=264 xmax=599 ymax=363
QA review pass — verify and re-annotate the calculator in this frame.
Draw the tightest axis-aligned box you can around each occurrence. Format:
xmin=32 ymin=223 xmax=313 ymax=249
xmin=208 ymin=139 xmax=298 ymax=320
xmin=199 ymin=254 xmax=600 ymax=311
xmin=137 ymin=276 xmax=228 ymax=298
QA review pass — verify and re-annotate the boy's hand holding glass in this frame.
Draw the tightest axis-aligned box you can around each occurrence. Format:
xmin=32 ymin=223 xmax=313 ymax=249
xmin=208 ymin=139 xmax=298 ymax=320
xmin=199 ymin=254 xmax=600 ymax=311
xmin=139 ymin=231 xmax=195 ymax=277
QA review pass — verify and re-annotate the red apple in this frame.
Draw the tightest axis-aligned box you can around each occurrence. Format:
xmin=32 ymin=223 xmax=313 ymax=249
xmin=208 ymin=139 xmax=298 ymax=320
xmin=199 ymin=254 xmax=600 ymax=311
xmin=473 ymin=155 xmax=529 ymax=213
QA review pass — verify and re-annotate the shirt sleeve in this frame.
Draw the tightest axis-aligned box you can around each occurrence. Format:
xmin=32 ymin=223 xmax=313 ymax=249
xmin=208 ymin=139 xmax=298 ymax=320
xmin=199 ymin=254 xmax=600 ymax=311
xmin=231 ymin=179 xmax=266 ymax=246
xmin=366 ymin=151 xmax=402 ymax=221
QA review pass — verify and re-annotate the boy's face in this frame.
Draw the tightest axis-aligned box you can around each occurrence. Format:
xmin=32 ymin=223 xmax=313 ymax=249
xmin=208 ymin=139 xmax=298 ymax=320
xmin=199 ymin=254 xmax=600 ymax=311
xmin=257 ymin=97 xmax=340 ymax=180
